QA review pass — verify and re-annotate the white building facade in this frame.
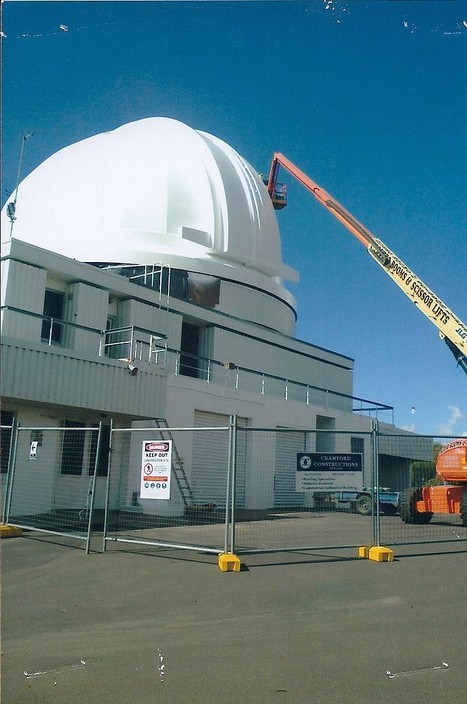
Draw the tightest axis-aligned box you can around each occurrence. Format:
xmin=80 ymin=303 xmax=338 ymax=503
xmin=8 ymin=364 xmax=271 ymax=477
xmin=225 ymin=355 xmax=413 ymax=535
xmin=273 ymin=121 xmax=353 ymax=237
xmin=1 ymin=118 xmax=419 ymax=516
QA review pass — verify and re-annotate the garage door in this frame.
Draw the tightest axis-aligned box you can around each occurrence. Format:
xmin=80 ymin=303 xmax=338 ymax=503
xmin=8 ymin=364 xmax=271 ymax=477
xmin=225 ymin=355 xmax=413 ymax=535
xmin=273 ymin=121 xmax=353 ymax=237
xmin=192 ymin=411 xmax=247 ymax=507
xmin=274 ymin=429 xmax=306 ymax=508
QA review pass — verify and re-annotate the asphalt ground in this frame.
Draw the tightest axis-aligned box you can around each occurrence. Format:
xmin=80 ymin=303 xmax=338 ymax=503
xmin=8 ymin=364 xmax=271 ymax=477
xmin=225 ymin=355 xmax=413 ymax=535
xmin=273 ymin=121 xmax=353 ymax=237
xmin=1 ymin=532 xmax=466 ymax=704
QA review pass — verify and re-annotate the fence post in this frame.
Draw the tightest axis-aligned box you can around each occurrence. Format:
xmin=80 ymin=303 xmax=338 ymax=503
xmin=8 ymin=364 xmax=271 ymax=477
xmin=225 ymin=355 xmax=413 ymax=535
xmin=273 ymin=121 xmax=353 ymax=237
xmin=2 ymin=418 xmax=18 ymax=524
xmin=102 ymin=418 xmax=114 ymax=552
xmin=102 ymin=419 xmax=114 ymax=553
xmin=372 ymin=420 xmax=380 ymax=547
xmin=229 ymin=414 xmax=238 ymax=554
xmin=85 ymin=422 xmax=102 ymax=554
xmin=223 ymin=422 xmax=232 ymax=556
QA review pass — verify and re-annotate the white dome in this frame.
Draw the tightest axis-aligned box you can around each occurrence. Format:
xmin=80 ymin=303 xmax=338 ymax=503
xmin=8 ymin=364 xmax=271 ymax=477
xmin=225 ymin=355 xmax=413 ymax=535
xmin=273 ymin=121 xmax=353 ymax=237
xmin=2 ymin=118 xmax=297 ymax=298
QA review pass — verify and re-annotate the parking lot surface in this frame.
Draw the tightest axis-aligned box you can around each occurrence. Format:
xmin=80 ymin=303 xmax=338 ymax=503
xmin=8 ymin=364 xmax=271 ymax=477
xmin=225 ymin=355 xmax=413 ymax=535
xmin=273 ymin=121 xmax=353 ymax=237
xmin=2 ymin=533 xmax=466 ymax=703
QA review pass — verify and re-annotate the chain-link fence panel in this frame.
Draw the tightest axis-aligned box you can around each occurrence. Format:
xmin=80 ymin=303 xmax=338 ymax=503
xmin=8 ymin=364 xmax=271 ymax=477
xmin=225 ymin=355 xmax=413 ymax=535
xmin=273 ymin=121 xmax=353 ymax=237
xmin=103 ymin=425 xmax=233 ymax=554
xmin=377 ymin=434 xmax=467 ymax=547
xmin=5 ymin=426 xmax=102 ymax=551
xmin=232 ymin=428 xmax=376 ymax=554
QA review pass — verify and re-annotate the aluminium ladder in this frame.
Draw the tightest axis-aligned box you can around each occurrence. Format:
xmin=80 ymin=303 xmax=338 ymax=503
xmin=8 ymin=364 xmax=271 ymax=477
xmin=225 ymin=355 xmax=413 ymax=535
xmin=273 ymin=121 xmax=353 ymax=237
xmin=153 ymin=418 xmax=195 ymax=508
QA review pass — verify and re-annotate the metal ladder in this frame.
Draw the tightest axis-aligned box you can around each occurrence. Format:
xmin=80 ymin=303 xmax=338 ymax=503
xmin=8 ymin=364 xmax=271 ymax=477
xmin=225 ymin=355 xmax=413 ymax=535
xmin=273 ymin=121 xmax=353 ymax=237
xmin=153 ymin=419 xmax=195 ymax=508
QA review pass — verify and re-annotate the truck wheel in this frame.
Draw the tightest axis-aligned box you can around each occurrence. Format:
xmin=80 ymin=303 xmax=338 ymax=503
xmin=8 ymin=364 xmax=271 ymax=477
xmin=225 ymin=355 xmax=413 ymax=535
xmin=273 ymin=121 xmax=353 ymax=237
xmin=461 ymin=492 xmax=467 ymax=527
xmin=356 ymin=494 xmax=373 ymax=516
xmin=400 ymin=487 xmax=433 ymax=524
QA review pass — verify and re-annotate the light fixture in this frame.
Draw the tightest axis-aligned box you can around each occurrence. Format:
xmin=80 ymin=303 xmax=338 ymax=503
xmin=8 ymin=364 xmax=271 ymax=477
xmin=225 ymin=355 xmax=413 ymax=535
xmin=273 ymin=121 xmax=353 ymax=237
xmin=128 ymin=364 xmax=138 ymax=376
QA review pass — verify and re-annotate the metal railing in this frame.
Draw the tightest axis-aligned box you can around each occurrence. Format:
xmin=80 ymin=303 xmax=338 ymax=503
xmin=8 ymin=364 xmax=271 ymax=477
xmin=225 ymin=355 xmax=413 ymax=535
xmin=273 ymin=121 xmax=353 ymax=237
xmin=100 ymin=326 xmax=167 ymax=364
xmin=169 ymin=349 xmax=394 ymax=421
xmin=2 ymin=305 xmax=393 ymax=419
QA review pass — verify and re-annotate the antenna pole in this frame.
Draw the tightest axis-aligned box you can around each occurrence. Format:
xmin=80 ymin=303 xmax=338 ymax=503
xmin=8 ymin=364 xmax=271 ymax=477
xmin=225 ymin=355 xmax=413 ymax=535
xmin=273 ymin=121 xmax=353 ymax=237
xmin=7 ymin=131 xmax=34 ymax=236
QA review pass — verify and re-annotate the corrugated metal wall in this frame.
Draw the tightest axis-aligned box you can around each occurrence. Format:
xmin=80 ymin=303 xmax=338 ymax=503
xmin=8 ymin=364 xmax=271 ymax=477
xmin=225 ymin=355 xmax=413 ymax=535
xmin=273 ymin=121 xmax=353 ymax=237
xmin=1 ymin=342 xmax=167 ymax=417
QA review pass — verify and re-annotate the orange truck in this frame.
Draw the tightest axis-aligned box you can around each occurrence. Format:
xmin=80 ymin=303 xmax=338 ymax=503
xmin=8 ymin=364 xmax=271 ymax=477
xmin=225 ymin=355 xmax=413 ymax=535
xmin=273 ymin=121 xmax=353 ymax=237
xmin=399 ymin=439 xmax=467 ymax=526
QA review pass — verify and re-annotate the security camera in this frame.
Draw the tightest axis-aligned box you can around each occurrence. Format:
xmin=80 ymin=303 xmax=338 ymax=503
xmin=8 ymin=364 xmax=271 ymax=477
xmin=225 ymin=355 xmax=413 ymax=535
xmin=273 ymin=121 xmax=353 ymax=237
xmin=128 ymin=364 xmax=138 ymax=376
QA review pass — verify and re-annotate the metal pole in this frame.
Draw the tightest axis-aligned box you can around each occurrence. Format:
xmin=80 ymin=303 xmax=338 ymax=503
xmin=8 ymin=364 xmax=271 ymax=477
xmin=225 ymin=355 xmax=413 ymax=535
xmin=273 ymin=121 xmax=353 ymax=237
xmin=229 ymin=415 xmax=238 ymax=554
xmin=8 ymin=132 xmax=34 ymax=237
xmin=372 ymin=421 xmax=380 ymax=546
xmin=102 ymin=419 xmax=114 ymax=552
xmin=85 ymin=423 xmax=102 ymax=554
xmin=224 ymin=416 xmax=233 ymax=553
xmin=3 ymin=418 xmax=18 ymax=524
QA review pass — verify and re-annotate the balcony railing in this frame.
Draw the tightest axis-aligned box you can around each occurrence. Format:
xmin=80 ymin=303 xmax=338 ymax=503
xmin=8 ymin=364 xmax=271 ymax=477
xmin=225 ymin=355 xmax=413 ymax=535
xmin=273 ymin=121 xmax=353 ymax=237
xmin=166 ymin=350 xmax=394 ymax=422
xmin=1 ymin=305 xmax=394 ymax=421
xmin=100 ymin=326 xmax=167 ymax=364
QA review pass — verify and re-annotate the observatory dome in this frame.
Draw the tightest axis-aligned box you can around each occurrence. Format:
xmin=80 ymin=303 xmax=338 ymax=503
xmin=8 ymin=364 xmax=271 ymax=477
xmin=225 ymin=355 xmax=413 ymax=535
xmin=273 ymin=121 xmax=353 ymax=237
xmin=2 ymin=118 xmax=297 ymax=303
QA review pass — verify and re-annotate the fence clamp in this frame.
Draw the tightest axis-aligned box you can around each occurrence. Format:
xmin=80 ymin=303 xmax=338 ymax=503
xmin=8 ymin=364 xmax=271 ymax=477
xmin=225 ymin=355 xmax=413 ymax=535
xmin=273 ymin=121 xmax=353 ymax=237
xmin=218 ymin=553 xmax=242 ymax=572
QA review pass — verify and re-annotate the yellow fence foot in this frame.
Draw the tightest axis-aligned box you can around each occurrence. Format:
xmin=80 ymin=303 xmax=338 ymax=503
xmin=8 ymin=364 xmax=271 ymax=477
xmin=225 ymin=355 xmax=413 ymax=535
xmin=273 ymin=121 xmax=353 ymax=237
xmin=358 ymin=545 xmax=372 ymax=558
xmin=218 ymin=553 xmax=241 ymax=572
xmin=358 ymin=545 xmax=394 ymax=561
xmin=368 ymin=546 xmax=394 ymax=562
xmin=0 ymin=525 xmax=23 ymax=539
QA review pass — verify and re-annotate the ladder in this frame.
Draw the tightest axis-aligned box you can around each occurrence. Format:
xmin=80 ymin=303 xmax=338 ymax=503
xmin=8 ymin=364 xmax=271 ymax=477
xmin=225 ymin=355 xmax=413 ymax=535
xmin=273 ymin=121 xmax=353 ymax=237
xmin=153 ymin=419 xmax=195 ymax=508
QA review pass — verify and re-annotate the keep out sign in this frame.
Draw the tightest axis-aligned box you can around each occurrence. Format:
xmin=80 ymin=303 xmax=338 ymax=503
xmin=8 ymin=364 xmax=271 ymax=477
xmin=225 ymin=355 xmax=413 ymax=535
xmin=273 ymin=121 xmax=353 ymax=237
xmin=140 ymin=440 xmax=173 ymax=499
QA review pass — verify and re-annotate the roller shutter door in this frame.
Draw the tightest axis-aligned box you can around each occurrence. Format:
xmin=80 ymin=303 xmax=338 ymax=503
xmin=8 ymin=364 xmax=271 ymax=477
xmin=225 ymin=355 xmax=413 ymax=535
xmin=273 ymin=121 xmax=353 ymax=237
xmin=274 ymin=430 xmax=306 ymax=508
xmin=192 ymin=411 xmax=247 ymax=507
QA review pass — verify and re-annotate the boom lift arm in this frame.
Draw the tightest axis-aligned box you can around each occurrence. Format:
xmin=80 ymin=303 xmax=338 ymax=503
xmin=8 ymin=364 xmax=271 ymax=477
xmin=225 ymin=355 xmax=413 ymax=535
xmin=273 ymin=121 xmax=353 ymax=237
xmin=267 ymin=153 xmax=467 ymax=374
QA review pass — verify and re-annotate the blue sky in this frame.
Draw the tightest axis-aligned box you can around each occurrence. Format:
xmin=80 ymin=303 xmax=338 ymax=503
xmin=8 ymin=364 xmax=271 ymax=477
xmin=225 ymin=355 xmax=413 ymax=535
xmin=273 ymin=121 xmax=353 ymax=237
xmin=2 ymin=0 xmax=466 ymax=435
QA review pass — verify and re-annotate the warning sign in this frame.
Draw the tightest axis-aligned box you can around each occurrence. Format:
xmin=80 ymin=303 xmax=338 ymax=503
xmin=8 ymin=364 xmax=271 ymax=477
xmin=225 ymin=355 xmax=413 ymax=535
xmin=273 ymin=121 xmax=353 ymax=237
xmin=140 ymin=440 xmax=172 ymax=500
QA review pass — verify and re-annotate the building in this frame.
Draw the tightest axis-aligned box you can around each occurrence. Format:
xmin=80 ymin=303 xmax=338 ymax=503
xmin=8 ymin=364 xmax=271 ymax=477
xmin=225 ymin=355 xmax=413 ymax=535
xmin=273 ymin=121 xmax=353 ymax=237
xmin=1 ymin=118 xmax=428 ymax=517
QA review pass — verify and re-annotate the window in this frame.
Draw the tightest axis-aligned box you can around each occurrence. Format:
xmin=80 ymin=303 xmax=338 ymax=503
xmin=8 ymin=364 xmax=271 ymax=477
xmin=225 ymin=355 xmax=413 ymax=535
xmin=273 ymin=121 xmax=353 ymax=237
xmin=180 ymin=322 xmax=201 ymax=378
xmin=88 ymin=424 xmax=111 ymax=476
xmin=316 ymin=415 xmax=336 ymax=452
xmin=61 ymin=421 xmax=86 ymax=475
xmin=41 ymin=289 xmax=65 ymax=343
xmin=351 ymin=437 xmax=365 ymax=455
xmin=1 ymin=411 xmax=14 ymax=474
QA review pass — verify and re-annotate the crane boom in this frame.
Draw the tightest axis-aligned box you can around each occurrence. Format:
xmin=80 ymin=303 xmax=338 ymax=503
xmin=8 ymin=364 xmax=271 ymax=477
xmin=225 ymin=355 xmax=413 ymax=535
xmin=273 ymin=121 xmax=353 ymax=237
xmin=267 ymin=152 xmax=467 ymax=374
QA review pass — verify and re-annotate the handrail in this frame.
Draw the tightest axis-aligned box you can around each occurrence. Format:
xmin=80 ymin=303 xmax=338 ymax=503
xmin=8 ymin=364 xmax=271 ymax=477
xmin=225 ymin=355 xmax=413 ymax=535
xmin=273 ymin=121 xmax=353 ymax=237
xmin=1 ymin=305 xmax=393 ymax=420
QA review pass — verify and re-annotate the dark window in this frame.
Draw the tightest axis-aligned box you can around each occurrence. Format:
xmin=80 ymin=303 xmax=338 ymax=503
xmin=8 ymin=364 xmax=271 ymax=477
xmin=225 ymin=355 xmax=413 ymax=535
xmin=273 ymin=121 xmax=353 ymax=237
xmin=61 ymin=421 xmax=86 ymax=475
xmin=351 ymin=437 xmax=365 ymax=454
xmin=180 ymin=322 xmax=200 ymax=377
xmin=1 ymin=411 xmax=14 ymax=474
xmin=316 ymin=415 xmax=335 ymax=452
xmin=118 ymin=265 xmax=189 ymax=300
xmin=89 ymin=424 xmax=111 ymax=476
xmin=41 ymin=289 xmax=65 ymax=343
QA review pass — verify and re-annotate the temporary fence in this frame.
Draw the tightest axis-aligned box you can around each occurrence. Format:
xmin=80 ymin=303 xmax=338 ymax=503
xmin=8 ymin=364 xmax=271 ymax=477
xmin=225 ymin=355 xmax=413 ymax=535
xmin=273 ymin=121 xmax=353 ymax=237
xmin=104 ymin=423 xmax=466 ymax=557
xmin=231 ymin=427 xmax=377 ymax=555
xmin=2 ymin=424 xmax=104 ymax=552
xmin=377 ymin=433 xmax=467 ymax=548
xmin=2 ymin=420 xmax=465 ymax=557
xmin=102 ymin=421 xmax=235 ymax=555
